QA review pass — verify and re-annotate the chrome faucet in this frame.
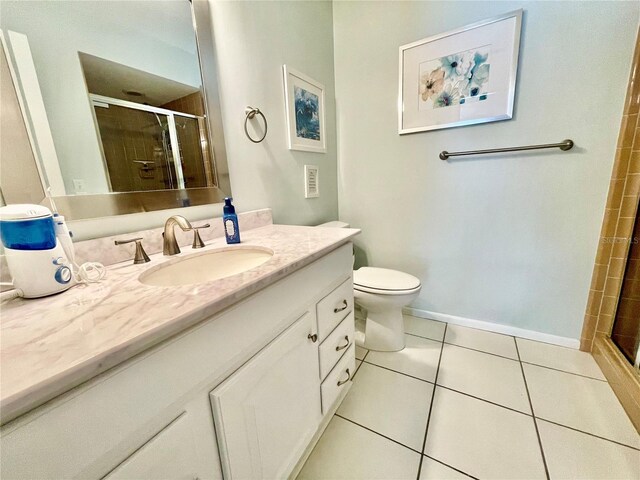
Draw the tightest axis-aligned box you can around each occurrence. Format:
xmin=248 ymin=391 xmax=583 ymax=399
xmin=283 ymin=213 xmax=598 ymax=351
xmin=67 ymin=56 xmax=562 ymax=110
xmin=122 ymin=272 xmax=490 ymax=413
xmin=163 ymin=215 xmax=193 ymax=255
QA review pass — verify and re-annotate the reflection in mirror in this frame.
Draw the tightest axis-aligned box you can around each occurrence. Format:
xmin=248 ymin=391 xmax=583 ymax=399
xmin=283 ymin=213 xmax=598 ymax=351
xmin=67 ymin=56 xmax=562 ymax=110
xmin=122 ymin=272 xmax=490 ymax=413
xmin=0 ymin=0 xmax=230 ymax=218
xmin=81 ymin=54 xmax=214 ymax=192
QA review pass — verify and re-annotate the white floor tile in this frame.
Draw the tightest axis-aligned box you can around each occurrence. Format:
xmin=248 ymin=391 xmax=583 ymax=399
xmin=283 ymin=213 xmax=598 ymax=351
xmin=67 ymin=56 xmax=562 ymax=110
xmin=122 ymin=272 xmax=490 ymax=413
xmin=516 ymin=338 xmax=605 ymax=380
xmin=538 ymin=419 xmax=640 ymax=480
xmin=419 ymin=457 xmax=471 ymax=479
xmin=337 ymin=362 xmax=433 ymax=451
xmin=523 ymin=363 xmax=640 ymax=448
xmin=444 ymin=324 xmax=518 ymax=359
xmin=404 ymin=315 xmax=446 ymax=341
xmin=437 ymin=343 xmax=530 ymax=413
xmin=355 ymin=345 xmax=368 ymax=361
xmin=297 ymin=416 xmax=420 ymax=480
xmin=365 ymin=334 xmax=442 ymax=382
xmin=424 ymin=387 xmax=546 ymax=480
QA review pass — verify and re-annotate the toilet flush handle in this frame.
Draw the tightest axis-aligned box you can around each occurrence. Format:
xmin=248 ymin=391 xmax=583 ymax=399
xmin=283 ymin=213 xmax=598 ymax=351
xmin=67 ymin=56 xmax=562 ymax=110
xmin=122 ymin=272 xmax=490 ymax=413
xmin=334 ymin=300 xmax=348 ymax=313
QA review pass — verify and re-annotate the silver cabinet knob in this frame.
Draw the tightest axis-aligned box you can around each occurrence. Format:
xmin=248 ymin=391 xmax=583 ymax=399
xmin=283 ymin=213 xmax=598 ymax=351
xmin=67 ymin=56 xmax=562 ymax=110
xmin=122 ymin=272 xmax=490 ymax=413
xmin=115 ymin=237 xmax=150 ymax=264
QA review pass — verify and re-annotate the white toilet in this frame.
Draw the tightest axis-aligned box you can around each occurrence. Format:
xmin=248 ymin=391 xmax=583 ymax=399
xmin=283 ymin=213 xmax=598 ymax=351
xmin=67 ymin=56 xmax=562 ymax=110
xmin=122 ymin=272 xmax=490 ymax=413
xmin=317 ymin=221 xmax=422 ymax=352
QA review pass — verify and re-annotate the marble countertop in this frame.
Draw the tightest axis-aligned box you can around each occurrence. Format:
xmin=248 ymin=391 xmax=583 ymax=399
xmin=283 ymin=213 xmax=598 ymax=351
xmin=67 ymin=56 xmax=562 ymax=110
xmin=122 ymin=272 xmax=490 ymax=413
xmin=0 ymin=224 xmax=359 ymax=425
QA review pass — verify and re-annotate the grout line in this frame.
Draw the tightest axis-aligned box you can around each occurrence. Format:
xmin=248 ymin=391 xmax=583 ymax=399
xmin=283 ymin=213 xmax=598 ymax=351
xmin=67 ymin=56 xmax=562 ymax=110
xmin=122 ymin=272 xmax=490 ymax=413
xmin=362 ymin=359 xmax=435 ymax=384
xmin=334 ymin=414 xmax=422 ymax=455
xmin=405 ymin=331 xmax=446 ymax=343
xmin=535 ymin=418 xmax=640 ymax=452
xmin=442 ymin=340 xmax=519 ymax=361
xmin=422 ymin=454 xmax=479 ymax=480
xmin=362 ymin=357 xmax=533 ymax=417
xmin=352 ymin=350 xmax=369 ymax=380
xmin=435 ymin=384 xmax=532 ymax=417
xmin=445 ymin=321 xmax=517 ymax=339
xmin=515 ymin=338 xmax=550 ymax=480
xmin=416 ymin=323 xmax=447 ymax=480
xmin=520 ymin=361 xmax=608 ymax=382
xmin=445 ymin=341 xmax=609 ymax=383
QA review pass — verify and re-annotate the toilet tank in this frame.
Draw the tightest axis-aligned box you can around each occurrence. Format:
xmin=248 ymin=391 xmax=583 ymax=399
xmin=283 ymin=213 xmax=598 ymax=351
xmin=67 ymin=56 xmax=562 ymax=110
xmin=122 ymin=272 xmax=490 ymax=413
xmin=316 ymin=221 xmax=354 ymax=266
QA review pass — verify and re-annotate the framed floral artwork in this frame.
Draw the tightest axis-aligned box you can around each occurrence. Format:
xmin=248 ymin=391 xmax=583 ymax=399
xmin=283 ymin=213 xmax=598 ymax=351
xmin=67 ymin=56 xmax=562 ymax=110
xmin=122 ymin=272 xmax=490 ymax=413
xmin=283 ymin=65 xmax=326 ymax=153
xmin=398 ymin=10 xmax=522 ymax=134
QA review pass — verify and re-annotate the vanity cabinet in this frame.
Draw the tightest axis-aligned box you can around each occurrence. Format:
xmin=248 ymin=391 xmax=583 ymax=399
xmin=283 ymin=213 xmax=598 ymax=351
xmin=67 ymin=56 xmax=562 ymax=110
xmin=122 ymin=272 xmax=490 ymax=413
xmin=211 ymin=311 xmax=322 ymax=479
xmin=0 ymin=242 xmax=355 ymax=480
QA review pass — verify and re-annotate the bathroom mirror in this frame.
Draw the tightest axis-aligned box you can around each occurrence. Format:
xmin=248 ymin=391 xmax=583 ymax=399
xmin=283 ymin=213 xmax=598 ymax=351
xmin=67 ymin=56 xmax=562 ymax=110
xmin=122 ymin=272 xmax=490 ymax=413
xmin=0 ymin=0 xmax=230 ymax=219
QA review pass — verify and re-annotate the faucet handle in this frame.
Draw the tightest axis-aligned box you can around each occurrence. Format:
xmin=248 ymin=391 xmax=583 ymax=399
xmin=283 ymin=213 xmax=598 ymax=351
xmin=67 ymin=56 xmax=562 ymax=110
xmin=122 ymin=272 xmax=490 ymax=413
xmin=191 ymin=223 xmax=210 ymax=249
xmin=114 ymin=237 xmax=151 ymax=264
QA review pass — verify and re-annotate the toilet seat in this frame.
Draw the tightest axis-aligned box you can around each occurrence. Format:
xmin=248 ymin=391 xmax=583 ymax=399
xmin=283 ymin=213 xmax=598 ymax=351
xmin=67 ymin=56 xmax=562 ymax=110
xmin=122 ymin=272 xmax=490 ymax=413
xmin=353 ymin=267 xmax=421 ymax=296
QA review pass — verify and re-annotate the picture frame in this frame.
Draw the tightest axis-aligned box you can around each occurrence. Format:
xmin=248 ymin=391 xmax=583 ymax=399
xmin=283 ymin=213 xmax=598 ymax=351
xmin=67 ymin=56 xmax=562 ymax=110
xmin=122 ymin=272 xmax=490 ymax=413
xmin=398 ymin=9 xmax=523 ymax=134
xmin=283 ymin=65 xmax=326 ymax=153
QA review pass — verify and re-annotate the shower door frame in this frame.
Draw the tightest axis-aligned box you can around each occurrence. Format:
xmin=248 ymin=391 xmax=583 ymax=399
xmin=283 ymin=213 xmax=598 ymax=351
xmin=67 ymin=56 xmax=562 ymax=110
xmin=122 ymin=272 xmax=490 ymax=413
xmin=89 ymin=93 xmax=205 ymax=191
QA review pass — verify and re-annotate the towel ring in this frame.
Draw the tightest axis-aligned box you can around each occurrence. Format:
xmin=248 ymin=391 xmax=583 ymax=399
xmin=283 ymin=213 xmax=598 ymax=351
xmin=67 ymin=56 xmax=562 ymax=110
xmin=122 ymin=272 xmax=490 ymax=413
xmin=244 ymin=106 xmax=268 ymax=143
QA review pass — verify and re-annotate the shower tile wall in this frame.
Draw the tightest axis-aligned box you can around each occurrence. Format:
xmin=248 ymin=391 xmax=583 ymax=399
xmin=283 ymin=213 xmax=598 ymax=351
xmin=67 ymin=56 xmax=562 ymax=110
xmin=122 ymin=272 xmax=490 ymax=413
xmin=582 ymin=33 xmax=640 ymax=347
xmin=581 ymin=30 xmax=640 ymax=432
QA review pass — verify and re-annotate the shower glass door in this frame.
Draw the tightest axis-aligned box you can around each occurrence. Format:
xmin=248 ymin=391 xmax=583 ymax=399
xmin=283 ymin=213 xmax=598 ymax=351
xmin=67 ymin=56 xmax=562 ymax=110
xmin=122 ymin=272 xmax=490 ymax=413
xmin=611 ymin=197 xmax=640 ymax=370
xmin=90 ymin=94 xmax=214 ymax=193
xmin=92 ymin=104 xmax=179 ymax=192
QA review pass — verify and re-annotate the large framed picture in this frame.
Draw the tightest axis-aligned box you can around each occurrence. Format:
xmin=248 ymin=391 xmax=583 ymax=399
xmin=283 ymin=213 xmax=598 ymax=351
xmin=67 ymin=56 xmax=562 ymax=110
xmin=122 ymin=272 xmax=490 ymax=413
xmin=398 ymin=9 xmax=522 ymax=134
xmin=283 ymin=65 xmax=326 ymax=153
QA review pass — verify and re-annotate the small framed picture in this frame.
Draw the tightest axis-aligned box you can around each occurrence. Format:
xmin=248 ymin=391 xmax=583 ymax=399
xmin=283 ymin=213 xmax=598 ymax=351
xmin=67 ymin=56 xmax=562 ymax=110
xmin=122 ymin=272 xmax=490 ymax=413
xmin=283 ymin=65 xmax=326 ymax=153
xmin=399 ymin=9 xmax=522 ymax=134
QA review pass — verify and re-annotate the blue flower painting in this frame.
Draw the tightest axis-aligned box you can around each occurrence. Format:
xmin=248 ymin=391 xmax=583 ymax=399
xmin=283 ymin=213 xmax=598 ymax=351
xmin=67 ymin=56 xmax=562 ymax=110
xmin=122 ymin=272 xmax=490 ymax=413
xmin=418 ymin=46 xmax=491 ymax=111
xmin=294 ymin=86 xmax=320 ymax=141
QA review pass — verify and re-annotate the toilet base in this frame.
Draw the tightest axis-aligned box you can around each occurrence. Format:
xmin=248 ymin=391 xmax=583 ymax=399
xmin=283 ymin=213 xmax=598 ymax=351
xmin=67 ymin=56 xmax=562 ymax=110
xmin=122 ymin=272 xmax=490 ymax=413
xmin=354 ymin=284 xmax=420 ymax=353
xmin=362 ymin=308 xmax=406 ymax=352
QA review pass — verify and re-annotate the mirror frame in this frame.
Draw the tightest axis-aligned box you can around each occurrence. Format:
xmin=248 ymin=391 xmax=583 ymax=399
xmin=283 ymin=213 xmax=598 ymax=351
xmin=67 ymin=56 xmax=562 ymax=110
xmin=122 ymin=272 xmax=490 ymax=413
xmin=3 ymin=0 xmax=230 ymax=220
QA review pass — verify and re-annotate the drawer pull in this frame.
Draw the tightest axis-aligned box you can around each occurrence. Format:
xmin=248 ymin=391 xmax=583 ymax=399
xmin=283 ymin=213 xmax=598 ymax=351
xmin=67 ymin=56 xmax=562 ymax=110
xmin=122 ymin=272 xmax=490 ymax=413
xmin=337 ymin=368 xmax=351 ymax=386
xmin=308 ymin=333 xmax=318 ymax=343
xmin=335 ymin=335 xmax=351 ymax=351
xmin=334 ymin=300 xmax=348 ymax=313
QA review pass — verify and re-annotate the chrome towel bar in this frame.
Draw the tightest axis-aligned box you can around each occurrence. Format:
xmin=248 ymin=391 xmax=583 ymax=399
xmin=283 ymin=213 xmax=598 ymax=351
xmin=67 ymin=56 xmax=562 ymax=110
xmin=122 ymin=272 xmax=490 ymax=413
xmin=439 ymin=139 xmax=574 ymax=160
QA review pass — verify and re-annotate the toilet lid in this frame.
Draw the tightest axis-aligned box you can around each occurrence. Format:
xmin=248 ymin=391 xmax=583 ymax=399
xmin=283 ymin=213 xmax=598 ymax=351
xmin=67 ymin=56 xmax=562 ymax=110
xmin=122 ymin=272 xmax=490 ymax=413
xmin=353 ymin=267 xmax=421 ymax=292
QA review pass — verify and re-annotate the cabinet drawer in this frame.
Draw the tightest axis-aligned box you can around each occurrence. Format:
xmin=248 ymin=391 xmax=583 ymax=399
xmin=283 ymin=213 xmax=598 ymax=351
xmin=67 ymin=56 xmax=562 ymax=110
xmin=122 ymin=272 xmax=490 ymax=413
xmin=316 ymin=278 xmax=353 ymax=342
xmin=320 ymin=344 xmax=355 ymax=414
xmin=318 ymin=312 xmax=355 ymax=380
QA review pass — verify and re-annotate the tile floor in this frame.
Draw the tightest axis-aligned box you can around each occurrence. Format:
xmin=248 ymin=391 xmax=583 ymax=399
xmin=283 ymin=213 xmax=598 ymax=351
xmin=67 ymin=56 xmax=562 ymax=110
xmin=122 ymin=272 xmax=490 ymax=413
xmin=298 ymin=315 xmax=640 ymax=480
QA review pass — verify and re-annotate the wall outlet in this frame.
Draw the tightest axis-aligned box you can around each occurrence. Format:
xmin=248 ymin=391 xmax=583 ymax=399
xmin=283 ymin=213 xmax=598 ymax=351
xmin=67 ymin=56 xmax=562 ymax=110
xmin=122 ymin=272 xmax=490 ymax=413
xmin=304 ymin=165 xmax=319 ymax=198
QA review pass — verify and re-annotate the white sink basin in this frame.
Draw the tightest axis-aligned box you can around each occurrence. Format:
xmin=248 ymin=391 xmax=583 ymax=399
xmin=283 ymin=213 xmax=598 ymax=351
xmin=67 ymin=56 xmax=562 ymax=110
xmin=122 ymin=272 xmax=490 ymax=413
xmin=139 ymin=247 xmax=274 ymax=287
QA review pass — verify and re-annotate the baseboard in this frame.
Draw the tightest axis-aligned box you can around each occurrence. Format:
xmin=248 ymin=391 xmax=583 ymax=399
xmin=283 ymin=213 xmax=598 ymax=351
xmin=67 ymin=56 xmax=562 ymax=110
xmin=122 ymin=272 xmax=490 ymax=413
xmin=403 ymin=307 xmax=581 ymax=349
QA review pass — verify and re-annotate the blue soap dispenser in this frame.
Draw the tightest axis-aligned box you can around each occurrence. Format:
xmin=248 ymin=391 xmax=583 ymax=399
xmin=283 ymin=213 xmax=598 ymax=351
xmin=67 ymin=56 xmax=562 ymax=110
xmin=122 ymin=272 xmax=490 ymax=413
xmin=223 ymin=197 xmax=240 ymax=244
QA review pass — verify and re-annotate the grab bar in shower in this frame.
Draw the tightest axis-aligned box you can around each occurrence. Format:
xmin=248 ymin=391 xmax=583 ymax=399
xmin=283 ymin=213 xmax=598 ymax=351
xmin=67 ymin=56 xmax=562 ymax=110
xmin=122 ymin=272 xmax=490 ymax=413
xmin=439 ymin=139 xmax=574 ymax=160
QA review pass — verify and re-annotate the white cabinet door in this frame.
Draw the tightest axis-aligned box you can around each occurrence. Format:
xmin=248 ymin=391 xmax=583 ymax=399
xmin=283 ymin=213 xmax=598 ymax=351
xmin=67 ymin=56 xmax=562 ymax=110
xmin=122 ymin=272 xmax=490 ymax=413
xmin=104 ymin=413 xmax=200 ymax=480
xmin=211 ymin=311 xmax=322 ymax=479
xmin=104 ymin=395 xmax=222 ymax=480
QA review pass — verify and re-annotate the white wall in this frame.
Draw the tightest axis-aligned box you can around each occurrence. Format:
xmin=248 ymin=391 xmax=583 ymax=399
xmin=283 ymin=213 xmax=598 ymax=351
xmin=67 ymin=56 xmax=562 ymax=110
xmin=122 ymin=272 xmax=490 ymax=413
xmin=333 ymin=1 xmax=639 ymax=340
xmin=1 ymin=0 xmax=200 ymax=194
xmin=208 ymin=0 xmax=338 ymax=226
